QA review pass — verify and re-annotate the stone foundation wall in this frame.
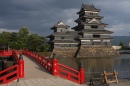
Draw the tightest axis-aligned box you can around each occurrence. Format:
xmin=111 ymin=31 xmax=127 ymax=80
xmin=50 ymin=45 xmax=119 ymax=58
xmin=50 ymin=47 xmax=78 ymax=58
xmin=77 ymin=45 xmax=119 ymax=58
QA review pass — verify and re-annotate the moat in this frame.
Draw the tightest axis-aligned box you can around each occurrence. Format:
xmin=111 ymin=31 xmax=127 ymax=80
xmin=57 ymin=54 xmax=130 ymax=82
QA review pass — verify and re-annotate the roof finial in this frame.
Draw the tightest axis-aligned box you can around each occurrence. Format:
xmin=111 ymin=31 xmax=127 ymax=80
xmin=81 ymin=3 xmax=85 ymax=8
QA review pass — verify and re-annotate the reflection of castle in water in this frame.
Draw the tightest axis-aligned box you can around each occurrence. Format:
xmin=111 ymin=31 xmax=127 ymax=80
xmin=47 ymin=3 xmax=118 ymax=58
xmin=58 ymin=58 xmax=114 ymax=71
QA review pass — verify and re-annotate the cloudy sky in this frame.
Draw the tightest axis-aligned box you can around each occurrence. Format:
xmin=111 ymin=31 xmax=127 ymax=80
xmin=0 ymin=0 xmax=130 ymax=36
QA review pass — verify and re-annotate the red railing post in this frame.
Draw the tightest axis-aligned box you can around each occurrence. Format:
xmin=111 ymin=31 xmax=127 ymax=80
xmin=2 ymin=50 xmax=5 ymax=55
xmin=52 ymin=53 xmax=58 ymax=76
xmin=80 ymin=63 xmax=85 ymax=84
xmin=18 ymin=54 xmax=24 ymax=78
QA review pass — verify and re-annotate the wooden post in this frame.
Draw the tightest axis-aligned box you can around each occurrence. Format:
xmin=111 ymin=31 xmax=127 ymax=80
xmin=18 ymin=54 xmax=24 ymax=78
xmin=80 ymin=63 xmax=85 ymax=84
xmin=114 ymin=70 xmax=118 ymax=83
xmin=52 ymin=53 xmax=58 ymax=76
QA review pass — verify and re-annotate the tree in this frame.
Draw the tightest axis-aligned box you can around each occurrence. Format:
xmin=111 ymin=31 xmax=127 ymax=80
xmin=0 ymin=32 xmax=12 ymax=49
xmin=0 ymin=31 xmax=11 ymax=44
xmin=0 ymin=26 xmax=51 ymax=51
xmin=9 ymin=32 xmax=18 ymax=49
xmin=119 ymin=42 xmax=125 ymax=50
xmin=26 ymin=34 xmax=50 ymax=52
xmin=18 ymin=26 xmax=30 ymax=49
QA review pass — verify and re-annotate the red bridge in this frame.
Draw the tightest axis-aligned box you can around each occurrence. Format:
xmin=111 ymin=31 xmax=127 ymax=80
xmin=0 ymin=50 xmax=86 ymax=86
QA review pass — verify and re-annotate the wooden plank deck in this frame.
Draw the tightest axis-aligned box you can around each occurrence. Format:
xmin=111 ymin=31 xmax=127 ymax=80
xmin=0 ymin=55 xmax=87 ymax=86
xmin=0 ymin=78 xmax=86 ymax=86
xmin=22 ymin=55 xmax=53 ymax=79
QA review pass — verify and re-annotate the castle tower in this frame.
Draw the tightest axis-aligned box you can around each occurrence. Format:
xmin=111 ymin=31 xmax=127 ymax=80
xmin=47 ymin=21 xmax=79 ymax=48
xmin=72 ymin=3 xmax=113 ymax=45
xmin=72 ymin=4 xmax=118 ymax=58
xmin=51 ymin=21 xmax=70 ymax=33
xmin=47 ymin=21 xmax=80 ymax=58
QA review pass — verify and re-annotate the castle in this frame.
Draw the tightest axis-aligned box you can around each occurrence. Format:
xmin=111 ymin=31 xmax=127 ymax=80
xmin=47 ymin=4 xmax=118 ymax=58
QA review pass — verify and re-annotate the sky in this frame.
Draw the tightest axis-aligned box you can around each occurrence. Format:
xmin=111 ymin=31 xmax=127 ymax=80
xmin=0 ymin=0 xmax=130 ymax=36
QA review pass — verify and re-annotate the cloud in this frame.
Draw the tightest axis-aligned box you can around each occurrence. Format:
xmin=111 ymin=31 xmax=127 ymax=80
xmin=0 ymin=28 xmax=18 ymax=33
xmin=107 ymin=23 xmax=130 ymax=36
xmin=0 ymin=0 xmax=130 ymax=36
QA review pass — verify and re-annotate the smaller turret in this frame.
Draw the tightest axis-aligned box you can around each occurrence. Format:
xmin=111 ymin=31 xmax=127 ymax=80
xmin=51 ymin=21 xmax=70 ymax=33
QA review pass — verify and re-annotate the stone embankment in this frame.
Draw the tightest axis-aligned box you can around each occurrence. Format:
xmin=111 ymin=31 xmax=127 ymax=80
xmin=50 ymin=47 xmax=78 ymax=58
xmin=50 ymin=45 xmax=119 ymax=58
xmin=77 ymin=45 xmax=119 ymax=58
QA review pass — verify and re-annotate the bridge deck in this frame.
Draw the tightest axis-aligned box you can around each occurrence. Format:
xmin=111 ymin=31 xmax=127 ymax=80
xmin=0 ymin=55 xmax=86 ymax=86
xmin=23 ymin=55 xmax=52 ymax=79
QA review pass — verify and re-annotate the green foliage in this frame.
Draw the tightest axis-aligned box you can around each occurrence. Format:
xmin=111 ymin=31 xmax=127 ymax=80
xmin=119 ymin=42 xmax=124 ymax=49
xmin=0 ymin=26 xmax=50 ymax=52
xmin=119 ymin=42 xmax=128 ymax=50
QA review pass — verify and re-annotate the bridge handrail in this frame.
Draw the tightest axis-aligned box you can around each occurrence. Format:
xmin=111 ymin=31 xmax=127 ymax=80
xmin=12 ymin=51 xmax=19 ymax=64
xmin=57 ymin=63 xmax=80 ymax=83
xmin=0 ymin=50 xmax=12 ymax=56
xmin=58 ymin=63 xmax=79 ymax=73
xmin=0 ymin=50 xmax=24 ymax=84
xmin=0 ymin=65 xmax=19 ymax=84
xmin=22 ymin=50 xmax=52 ymax=72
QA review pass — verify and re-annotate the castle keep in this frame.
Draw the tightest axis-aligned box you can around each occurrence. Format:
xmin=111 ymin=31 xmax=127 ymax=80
xmin=47 ymin=4 xmax=118 ymax=58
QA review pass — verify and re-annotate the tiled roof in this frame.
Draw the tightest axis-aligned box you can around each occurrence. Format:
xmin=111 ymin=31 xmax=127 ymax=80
xmin=82 ymin=29 xmax=113 ymax=34
xmin=80 ymin=37 xmax=113 ymax=40
xmin=77 ymin=3 xmax=100 ymax=14
xmin=53 ymin=40 xmax=79 ymax=43
xmin=75 ymin=16 xmax=103 ymax=22
xmin=47 ymin=31 xmax=80 ymax=38
xmin=83 ymin=22 xmax=108 ymax=26
xmin=52 ymin=31 xmax=80 ymax=36
xmin=51 ymin=21 xmax=70 ymax=29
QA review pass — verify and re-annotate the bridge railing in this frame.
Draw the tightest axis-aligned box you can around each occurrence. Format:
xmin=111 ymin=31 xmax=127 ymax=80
xmin=57 ymin=63 xmax=81 ymax=83
xmin=12 ymin=51 xmax=19 ymax=64
xmin=22 ymin=51 xmax=52 ymax=72
xmin=22 ymin=50 xmax=84 ymax=84
xmin=0 ymin=65 xmax=19 ymax=84
xmin=0 ymin=50 xmax=24 ymax=84
xmin=0 ymin=50 xmax=12 ymax=56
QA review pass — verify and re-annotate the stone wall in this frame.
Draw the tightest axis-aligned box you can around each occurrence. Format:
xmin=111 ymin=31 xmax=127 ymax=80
xmin=50 ymin=47 xmax=78 ymax=58
xmin=77 ymin=45 xmax=119 ymax=58
xmin=50 ymin=45 xmax=119 ymax=58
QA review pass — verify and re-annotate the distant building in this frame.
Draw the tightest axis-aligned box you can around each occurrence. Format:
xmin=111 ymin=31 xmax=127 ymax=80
xmin=112 ymin=46 xmax=122 ymax=50
xmin=47 ymin=3 xmax=118 ymax=58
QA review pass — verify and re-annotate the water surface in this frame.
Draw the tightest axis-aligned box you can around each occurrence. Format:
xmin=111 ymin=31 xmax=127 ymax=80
xmin=57 ymin=54 xmax=130 ymax=82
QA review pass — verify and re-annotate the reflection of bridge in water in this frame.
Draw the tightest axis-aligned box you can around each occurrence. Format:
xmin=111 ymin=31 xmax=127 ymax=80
xmin=0 ymin=51 xmax=86 ymax=86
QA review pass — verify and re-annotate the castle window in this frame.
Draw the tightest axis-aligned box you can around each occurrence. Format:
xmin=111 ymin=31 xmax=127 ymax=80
xmin=93 ymin=13 xmax=97 ymax=15
xmin=61 ymin=36 xmax=65 ymax=39
xmin=57 ymin=29 xmax=61 ymax=32
xmin=93 ymin=34 xmax=100 ymax=38
xmin=90 ymin=13 xmax=93 ymax=15
xmin=91 ymin=25 xmax=98 ymax=29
